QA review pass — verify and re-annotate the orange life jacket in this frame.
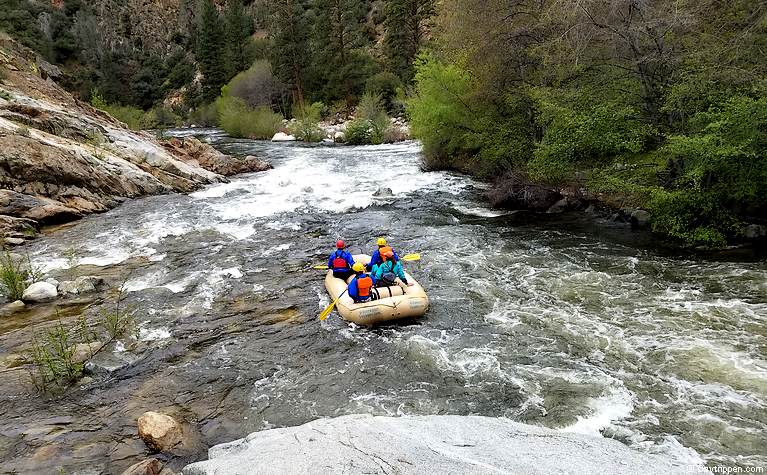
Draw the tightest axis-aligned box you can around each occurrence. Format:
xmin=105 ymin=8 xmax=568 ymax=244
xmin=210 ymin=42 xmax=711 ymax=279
xmin=378 ymin=246 xmax=393 ymax=259
xmin=357 ymin=275 xmax=373 ymax=298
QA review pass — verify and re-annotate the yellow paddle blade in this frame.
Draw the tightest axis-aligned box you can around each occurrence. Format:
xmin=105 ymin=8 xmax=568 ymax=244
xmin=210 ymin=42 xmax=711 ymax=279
xmin=319 ymin=290 xmax=348 ymax=321
xmin=402 ymin=253 xmax=421 ymax=261
xmin=313 ymin=265 xmax=329 ymax=270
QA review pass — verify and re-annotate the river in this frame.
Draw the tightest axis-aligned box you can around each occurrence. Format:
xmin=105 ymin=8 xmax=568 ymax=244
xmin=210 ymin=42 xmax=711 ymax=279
xmin=1 ymin=131 xmax=765 ymax=473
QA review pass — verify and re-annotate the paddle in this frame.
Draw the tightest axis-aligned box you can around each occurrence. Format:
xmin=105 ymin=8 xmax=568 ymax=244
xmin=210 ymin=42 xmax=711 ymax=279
xmin=319 ymin=289 xmax=347 ymax=321
xmin=313 ymin=253 xmax=421 ymax=270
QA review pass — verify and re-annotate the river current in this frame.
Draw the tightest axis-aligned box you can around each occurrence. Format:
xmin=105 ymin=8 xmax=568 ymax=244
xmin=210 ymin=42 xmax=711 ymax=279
xmin=1 ymin=131 xmax=765 ymax=473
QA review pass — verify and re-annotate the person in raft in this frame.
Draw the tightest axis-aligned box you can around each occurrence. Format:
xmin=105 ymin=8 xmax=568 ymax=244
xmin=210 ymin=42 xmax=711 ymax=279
xmin=372 ymin=250 xmax=413 ymax=288
xmin=328 ymin=240 xmax=355 ymax=281
xmin=348 ymin=262 xmax=374 ymax=303
xmin=366 ymin=237 xmax=400 ymax=271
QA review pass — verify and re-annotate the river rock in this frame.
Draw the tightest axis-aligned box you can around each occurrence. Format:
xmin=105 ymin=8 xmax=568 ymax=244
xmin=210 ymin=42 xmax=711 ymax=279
xmin=631 ymin=209 xmax=651 ymax=229
xmin=333 ymin=131 xmax=345 ymax=143
xmin=138 ymin=412 xmax=183 ymax=453
xmin=0 ymin=300 xmax=25 ymax=316
xmin=373 ymin=187 xmax=393 ymax=197
xmin=0 ymin=190 xmax=83 ymax=224
xmin=271 ymin=132 xmax=296 ymax=142
xmin=485 ymin=175 xmax=562 ymax=212
xmin=744 ymin=224 xmax=767 ymax=239
xmin=182 ymin=415 xmax=695 ymax=475
xmin=4 ymin=237 xmax=25 ymax=246
xmin=546 ymin=198 xmax=570 ymax=214
xmin=21 ymin=282 xmax=58 ymax=302
xmin=120 ymin=458 xmax=162 ymax=475
xmin=72 ymin=341 xmax=103 ymax=364
xmin=58 ymin=276 xmax=101 ymax=295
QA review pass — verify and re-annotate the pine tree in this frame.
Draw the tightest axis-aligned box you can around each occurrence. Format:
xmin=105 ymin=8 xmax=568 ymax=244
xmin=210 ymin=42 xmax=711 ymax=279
xmin=224 ymin=0 xmax=253 ymax=79
xmin=312 ymin=0 xmax=371 ymax=103
xmin=196 ymin=0 xmax=227 ymax=102
xmin=383 ymin=0 xmax=434 ymax=82
xmin=269 ymin=0 xmax=311 ymax=106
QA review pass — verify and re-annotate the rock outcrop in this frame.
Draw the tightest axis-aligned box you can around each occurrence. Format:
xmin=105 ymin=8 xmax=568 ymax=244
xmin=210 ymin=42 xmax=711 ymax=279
xmin=161 ymin=137 xmax=272 ymax=176
xmin=0 ymin=35 xmax=271 ymax=246
xmin=182 ymin=415 xmax=697 ymax=475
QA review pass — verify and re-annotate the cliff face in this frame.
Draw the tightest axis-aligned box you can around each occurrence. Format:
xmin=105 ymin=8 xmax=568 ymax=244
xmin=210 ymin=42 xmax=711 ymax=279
xmin=0 ymin=34 xmax=269 ymax=246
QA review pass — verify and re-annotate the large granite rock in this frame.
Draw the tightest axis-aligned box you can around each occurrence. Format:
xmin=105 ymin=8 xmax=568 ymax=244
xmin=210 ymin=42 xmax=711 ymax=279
xmin=182 ymin=415 xmax=697 ymax=475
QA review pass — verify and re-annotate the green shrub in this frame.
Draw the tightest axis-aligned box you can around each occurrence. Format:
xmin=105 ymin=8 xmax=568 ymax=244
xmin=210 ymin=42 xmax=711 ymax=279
xmin=345 ymin=119 xmax=374 ymax=145
xmin=288 ymin=101 xmax=325 ymax=142
xmin=91 ymin=92 xmax=146 ymax=130
xmin=407 ymin=54 xmax=475 ymax=162
xmin=354 ymin=92 xmax=390 ymax=144
xmin=223 ymin=60 xmax=283 ymax=109
xmin=646 ymin=95 xmax=767 ymax=245
xmin=189 ymin=103 xmax=219 ymax=127
xmin=0 ymin=250 xmax=34 ymax=301
xmin=216 ymin=96 xmax=283 ymax=139
xmin=28 ymin=319 xmax=85 ymax=391
xmin=365 ymin=71 xmax=402 ymax=113
xmin=528 ymin=87 xmax=657 ymax=183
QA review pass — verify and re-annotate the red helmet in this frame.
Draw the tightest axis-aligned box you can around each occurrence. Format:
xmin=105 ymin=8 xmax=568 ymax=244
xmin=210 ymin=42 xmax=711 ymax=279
xmin=336 ymin=240 xmax=345 ymax=249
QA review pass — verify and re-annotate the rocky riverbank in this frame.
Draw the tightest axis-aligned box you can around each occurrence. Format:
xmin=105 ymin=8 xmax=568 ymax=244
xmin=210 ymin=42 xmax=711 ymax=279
xmin=0 ymin=34 xmax=271 ymax=248
xmin=182 ymin=414 xmax=700 ymax=474
xmin=484 ymin=172 xmax=767 ymax=256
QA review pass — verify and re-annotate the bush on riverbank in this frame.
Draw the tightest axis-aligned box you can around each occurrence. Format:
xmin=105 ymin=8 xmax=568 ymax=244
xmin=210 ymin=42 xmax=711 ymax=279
xmin=287 ymin=102 xmax=324 ymax=142
xmin=216 ymin=96 xmax=282 ymax=139
xmin=91 ymin=93 xmax=181 ymax=130
xmin=408 ymin=2 xmax=767 ymax=247
xmin=345 ymin=93 xmax=392 ymax=145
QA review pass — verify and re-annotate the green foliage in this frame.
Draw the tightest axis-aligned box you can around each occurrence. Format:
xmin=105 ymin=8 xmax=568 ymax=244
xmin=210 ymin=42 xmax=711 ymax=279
xmin=196 ymin=0 xmax=227 ymax=102
xmin=383 ymin=0 xmax=435 ymax=82
xmin=312 ymin=0 xmax=374 ymax=103
xmin=0 ymin=250 xmax=34 ymax=301
xmin=269 ymin=0 xmax=311 ymax=105
xmin=223 ymin=60 xmax=283 ymax=109
xmin=189 ymin=102 xmax=219 ymax=127
xmin=216 ymin=96 xmax=282 ymax=139
xmin=344 ymin=119 xmax=375 ymax=145
xmin=366 ymin=71 xmax=403 ymax=113
xmin=288 ymin=102 xmax=324 ymax=142
xmin=28 ymin=319 xmax=85 ymax=392
xmin=0 ymin=0 xmax=50 ymax=55
xmin=16 ymin=126 xmax=30 ymax=137
xmin=528 ymin=88 xmax=657 ymax=182
xmin=223 ymin=0 xmax=254 ymax=79
xmin=407 ymin=54 xmax=475 ymax=165
xmin=647 ymin=95 xmax=767 ymax=245
xmin=98 ymin=282 xmax=137 ymax=341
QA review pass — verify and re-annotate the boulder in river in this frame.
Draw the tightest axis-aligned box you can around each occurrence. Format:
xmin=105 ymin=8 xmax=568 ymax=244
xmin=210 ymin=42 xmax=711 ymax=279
xmin=630 ymin=209 xmax=651 ymax=229
xmin=138 ymin=412 xmax=183 ymax=453
xmin=181 ymin=415 xmax=695 ymax=475
xmin=373 ymin=187 xmax=393 ymax=197
xmin=271 ymin=132 xmax=296 ymax=142
xmin=58 ymin=276 xmax=102 ymax=295
xmin=21 ymin=282 xmax=58 ymax=302
xmin=120 ymin=458 xmax=162 ymax=475
xmin=744 ymin=224 xmax=767 ymax=239
xmin=71 ymin=341 xmax=103 ymax=364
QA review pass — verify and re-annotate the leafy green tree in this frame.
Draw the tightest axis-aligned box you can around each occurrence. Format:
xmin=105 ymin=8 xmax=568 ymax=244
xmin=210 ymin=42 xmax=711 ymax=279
xmin=196 ymin=0 xmax=227 ymax=102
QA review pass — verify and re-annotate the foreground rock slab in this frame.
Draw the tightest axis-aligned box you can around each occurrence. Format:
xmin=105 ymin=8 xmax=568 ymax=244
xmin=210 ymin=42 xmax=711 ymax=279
xmin=183 ymin=415 xmax=696 ymax=475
